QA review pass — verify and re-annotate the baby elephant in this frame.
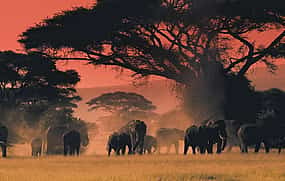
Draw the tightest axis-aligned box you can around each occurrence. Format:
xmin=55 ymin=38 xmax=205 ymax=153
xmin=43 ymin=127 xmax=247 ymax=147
xmin=107 ymin=132 xmax=131 ymax=156
xmin=31 ymin=137 xmax=42 ymax=157
xmin=143 ymin=135 xmax=157 ymax=154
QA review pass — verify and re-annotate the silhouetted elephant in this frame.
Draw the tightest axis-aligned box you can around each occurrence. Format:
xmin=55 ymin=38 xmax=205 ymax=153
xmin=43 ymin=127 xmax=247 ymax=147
xmin=31 ymin=137 xmax=42 ymax=157
xmin=184 ymin=125 xmax=208 ymax=155
xmin=205 ymin=120 xmax=227 ymax=154
xmin=156 ymin=128 xmax=184 ymax=154
xmin=237 ymin=124 xmax=270 ymax=153
xmin=107 ymin=132 xmax=120 ymax=156
xmin=0 ymin=124 xmax=8 ymax=157
xmin=143 ymin=135 xmax=157 ymax=154
xmin=107 ymin=132 xmax=132 ymax=156
xmin=269 ymin=137 xmax=285 ymax=154
xmin=118 ymin=120 xmax=147 ymax=154
xmin=63 ymin=130 xmax=81 ymax=156
xmin=47 ymin=126 xmax=89 ymax=155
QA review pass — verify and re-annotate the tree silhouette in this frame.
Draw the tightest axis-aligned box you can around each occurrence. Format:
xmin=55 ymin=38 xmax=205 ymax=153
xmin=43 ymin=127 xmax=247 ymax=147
xmin=87 ymin=91 xmax=156 ymax=119
xmin=19 ymin=0 xmax=284 ymax=121
xmin=19 ymin=0 xmax=284 ymax=80
xmin=0 ymin=51 xmax=81 ymax=142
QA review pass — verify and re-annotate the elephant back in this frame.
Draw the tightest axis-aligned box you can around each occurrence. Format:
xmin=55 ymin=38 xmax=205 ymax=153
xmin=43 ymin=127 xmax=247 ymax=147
xmin=206 ymin=120 xmax=227 ymax=138
xmin=119 ymin=120 xmax=146 ymax=133
xmin=156 ymin=128 xmax=184 ymax=144
xmin=144 ymin=135 xmax=157 ymax=147
xmin=185 ymin=126 xmax=199 ymax=138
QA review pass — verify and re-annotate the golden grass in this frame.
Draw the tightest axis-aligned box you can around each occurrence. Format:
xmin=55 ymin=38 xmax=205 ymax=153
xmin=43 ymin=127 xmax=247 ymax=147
xmin=0 ymin=152 xmax=285 ymax=181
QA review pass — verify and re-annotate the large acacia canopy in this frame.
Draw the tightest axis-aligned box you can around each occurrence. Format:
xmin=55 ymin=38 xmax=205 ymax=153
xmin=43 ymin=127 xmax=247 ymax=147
xmin=19 ymin=0 xmax=285 ymax=85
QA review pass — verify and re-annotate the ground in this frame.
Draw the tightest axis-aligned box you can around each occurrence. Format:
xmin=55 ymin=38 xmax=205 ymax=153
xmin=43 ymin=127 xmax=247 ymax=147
xmin=0 ymin=152 xmax=285 ymax=181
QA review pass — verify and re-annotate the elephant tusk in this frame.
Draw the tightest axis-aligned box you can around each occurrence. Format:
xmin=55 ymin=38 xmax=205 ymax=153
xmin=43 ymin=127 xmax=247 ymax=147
xmin=219 ymin=135 xmax=225 ymax=140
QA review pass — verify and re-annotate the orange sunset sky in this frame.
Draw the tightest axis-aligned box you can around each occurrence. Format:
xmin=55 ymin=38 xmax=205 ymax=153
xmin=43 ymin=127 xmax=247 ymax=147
xmin=0 ymin=0 xmax=138 ymax=88
xmin=0 ymin=0 xmax=283 ymax=88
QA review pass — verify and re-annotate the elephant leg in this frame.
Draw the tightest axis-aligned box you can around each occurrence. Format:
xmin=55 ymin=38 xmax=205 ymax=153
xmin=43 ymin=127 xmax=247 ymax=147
xmin=174 ymin=142 xmax=179 ymax=154
xmin=64 ymin=144 xmax=68 ymax=156
xmin=254 ymin=143 xmax=261 ymax=153
xmin=200 ymin=146 xmax=206 ymax=154
xmin=121 ymin=146 xmax=126 ymax=155
xmin=207 ymin=144 xmax=213 ymax=154
xmin=244 ymin=144 xmax=248 ymax=153
xmin=115 ymin=148 xmax=120 ymax=156
xmin=263 ymin=140 xmax=270 ymax=153
xmin=217 ymin=140 xmax=222 ymax=154
xmin=76 ymin=146 xmax=80 ymax=156
xmin=184 ymin=142 xmax=189 ymax=155
xmin=191 ymin=146 xmax=196 ymax=155
xmin=2 ymin=145 xmax=6 ymax=157
xmin=138 ymin=140 xmax=144 ymax=155
xmin=108 ymin=146 xmax=112 ymax=156
xmin=69 ymin=147 xmax=72 ymax=155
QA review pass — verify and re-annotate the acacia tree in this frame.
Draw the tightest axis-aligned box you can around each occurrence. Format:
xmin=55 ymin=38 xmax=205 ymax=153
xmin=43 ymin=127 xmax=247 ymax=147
xmin=87 ymin=91 xmax=157 ymax=121
xmin=0 ymin=51 xmax=81 ymax=142
xmin=19 ymin=0 xmax=284 ymax=122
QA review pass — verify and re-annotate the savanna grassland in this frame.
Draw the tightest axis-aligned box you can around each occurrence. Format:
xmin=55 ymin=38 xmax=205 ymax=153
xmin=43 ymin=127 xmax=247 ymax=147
xmin=0 ymin=152 xmax=285 ymax=181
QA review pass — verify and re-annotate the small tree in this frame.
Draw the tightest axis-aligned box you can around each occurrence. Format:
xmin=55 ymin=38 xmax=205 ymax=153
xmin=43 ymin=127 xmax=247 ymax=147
xmin=87 ymin=91 xmax=157 ymax=121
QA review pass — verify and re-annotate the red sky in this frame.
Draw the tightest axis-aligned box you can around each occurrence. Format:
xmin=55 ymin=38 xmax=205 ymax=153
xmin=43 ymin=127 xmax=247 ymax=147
xmin=0 ymin=0 xmax=137 ymax=88
xmin=0 ymin=0 xmax=283 ymax=88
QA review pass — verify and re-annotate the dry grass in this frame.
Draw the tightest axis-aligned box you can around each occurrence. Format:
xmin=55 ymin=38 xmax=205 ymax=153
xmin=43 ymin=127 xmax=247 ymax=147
xmin=0 ymin=152 xmax=285 ymax=181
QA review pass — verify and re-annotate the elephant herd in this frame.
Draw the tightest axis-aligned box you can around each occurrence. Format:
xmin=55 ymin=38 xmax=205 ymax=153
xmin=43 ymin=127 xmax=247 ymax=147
xmin=0 ymin=124 xmax=89 ymax=157
xmin=0 ymin=118 xmax=285 ymax=158
xmin=107 ymin=119 xmax=285 ymax=156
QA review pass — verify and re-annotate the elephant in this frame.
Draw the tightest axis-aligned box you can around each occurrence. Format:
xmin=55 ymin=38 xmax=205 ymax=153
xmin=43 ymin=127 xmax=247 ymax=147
xmin=31 ymin=137 xmax=42 ymax=157
xmin=0 ymin=124 xmax=8 ymax=157
xmin=47 ymin=126 xmax=89 ymax=155
xmin=269 ymin=137 xmax=285 ymax=154
xmin=107 ymin=132 xmax=120 ymax=156
xmin=184 ymin=125 xmax=208 ymax=155
xmin=238 ymin=123 xmax=285 ymax=153
xmin=205 ymin=120 xmax=227 ymax=154
xmin=107 ymin=132 xmax=132 ymax=156
xmin=237 ymin=124 xmax=270 ymax=153
xmin=143 ymin=135 xmax=157 ymax=154
xmin=118 ymin=120 xmax=147 ymax=154
xmin=63 ymin=130 xmax=81 ymax=156
xmin=156 ymin=128 xmax=184 ymax=154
